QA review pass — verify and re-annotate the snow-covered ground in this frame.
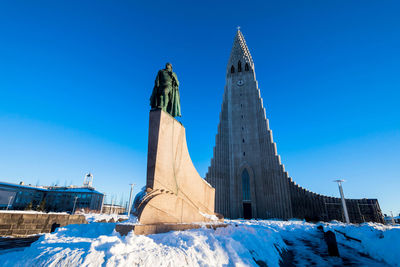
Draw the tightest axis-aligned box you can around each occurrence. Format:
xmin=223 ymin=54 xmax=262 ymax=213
xmin=83 ymin=213 xmax=129 ymax=223
xmin=0 ymin=216 xmax=398 ymax=267
xmin=324 ymin=222 xmax=400 ymax=266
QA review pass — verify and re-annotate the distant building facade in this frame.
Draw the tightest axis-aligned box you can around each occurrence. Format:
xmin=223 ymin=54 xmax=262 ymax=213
xmin=384 ymin=215 xmax=400 ymax=224
xmin=0 ymin=181 xmax=104 ymax=213
xmin=205 ymin=30 xmax=384 ymax=224
xmin=102 ymin=204 xmax=126 ymax=215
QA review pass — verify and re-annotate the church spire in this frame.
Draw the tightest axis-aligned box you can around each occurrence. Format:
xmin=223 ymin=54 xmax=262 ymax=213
xmin=206 ymin=30 xmax=384 ymax=223
xmin=227 ymin=28 xmax=254 ymax=74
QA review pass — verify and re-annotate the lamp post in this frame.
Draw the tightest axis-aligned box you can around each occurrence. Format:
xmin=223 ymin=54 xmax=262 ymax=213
xmin=127 ymin=183 xmax=136 ymax=217
xmin=100 ymin=193 xmax=105 ymax=214
xmin=72 ymin=196 xmax=78 ymax=214
xmin=334 ymin=179 xmax=350 ymax=224
xmin=110 ymin=197 xmax=114 ymax=215
xmin=6 ymin=196 xmax=13 ymax=210
xmin=390 ymin=211 xmax=395 ymax=224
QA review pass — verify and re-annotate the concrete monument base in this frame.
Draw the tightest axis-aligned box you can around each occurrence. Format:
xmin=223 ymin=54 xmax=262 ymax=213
xmin=115 ymin=223 xmax=227 ymax=236
xmin=121 ymin=109 xmax=222 ymax=235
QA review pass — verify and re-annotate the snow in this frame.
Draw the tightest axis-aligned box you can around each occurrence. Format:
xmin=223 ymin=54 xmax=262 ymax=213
xmin=202 ymin=178 xmax=213 ymax=188
xmin=199 ymin=211 xmax=219 ymax=221
xmin=324 ymin=222 xmax=400 ymax=266
xmin=83 ymin=213 xmax=128 ymax=223
xmin=0 ymin=218 xmax=398 ymax=266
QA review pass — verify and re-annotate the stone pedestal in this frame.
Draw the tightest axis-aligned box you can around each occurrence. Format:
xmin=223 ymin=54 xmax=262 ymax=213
xmin=116 ymin=223 xmax=226 ymax=236
xmin=129 ymin=109 xmax=222 ymax=235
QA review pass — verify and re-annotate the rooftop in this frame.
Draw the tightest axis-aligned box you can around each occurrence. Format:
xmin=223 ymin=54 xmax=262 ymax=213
xmin=0 ymin=181 xmax=103 ymax=195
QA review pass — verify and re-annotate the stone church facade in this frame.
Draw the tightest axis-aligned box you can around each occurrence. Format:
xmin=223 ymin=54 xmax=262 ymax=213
xmin=205 ymin=30 xmax=384 ymax=223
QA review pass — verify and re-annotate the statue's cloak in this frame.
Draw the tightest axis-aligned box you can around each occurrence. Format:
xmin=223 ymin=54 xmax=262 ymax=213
xmin=168 ymin=85 xmax=181 ymax=117
xmin=150 ymin=70 xmax=181 ymax=117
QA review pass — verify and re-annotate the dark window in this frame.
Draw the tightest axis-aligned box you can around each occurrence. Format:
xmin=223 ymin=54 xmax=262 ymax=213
xmin=243 ymin=152 xmax=245 ymax=156
xmin=238 ymin=61 xmax=242 ymax=72
xmin=231 ymin=65 xmax=235 ymax=73
xmin=242 ymin=138 xmax=245 ymax=143
xmin=245 ymin=63 xmax=249 ymax=71
xmin=242 ymin=169 xmax=251 ymax=201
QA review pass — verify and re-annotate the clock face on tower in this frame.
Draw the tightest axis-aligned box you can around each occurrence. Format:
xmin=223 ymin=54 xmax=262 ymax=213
xmin=237 ymin=79 xmax=244 ymax=86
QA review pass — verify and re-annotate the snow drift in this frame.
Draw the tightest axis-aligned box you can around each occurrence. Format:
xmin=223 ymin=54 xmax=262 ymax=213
xmin=0 ymin=215 xmax=398 ymax=267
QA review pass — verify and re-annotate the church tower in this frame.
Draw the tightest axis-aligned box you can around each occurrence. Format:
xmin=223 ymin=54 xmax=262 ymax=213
xmin=206 ymin=29 xmax=384 ymax=223
xmin=206 ymin=29 xmax=293 ymax=219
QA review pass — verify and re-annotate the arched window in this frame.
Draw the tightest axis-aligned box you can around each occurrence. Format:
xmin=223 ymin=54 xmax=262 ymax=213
xmin=231 ymin=65 xmax=235 ymax=73
xmin=242 ymin=169 xmax=251 ymax=201
xmin=238 ymin=61 xmax=242 ymax=72
xmin=245 ymin=63 xmax=249 ymax=71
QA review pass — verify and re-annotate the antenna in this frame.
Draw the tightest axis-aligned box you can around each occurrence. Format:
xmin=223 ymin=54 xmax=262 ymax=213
xmin=84 ymin=173 xmax=93 ymax=187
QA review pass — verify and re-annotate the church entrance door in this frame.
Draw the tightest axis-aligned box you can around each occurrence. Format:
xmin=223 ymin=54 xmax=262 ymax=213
xmin=243 ymin=202 xmax=252 ymax=219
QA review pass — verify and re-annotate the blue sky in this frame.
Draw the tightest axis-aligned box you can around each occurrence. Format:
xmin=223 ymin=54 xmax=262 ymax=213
xmin=0 ymin=1 xmax=399 ymax=215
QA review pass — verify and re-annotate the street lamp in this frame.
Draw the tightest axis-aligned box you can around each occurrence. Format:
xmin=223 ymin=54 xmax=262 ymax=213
xmin=110 ymin=196 xmax=114 ymax=215
xmin=334 ymin=179 xmax=350 ymax=224
xmin=100 ymin=193 xmax=105 ymax=214
xmin=72 ymin=196 xmax=78 ymax=214
xmin=6 ymin=196 xmax=13 ymax=211
xmin=390 ymin=211 xmax=396 ymax=224
xmin=127 ymin=183 xmax=136 ymax=217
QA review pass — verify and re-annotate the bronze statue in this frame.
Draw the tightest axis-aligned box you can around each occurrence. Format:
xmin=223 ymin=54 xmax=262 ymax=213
xmin=150 ymin=63 xmax=181 ymax=117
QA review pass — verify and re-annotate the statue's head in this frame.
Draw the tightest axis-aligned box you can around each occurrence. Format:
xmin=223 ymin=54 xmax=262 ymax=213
xmin=165 ymin=62 xmax=172 ymax=71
